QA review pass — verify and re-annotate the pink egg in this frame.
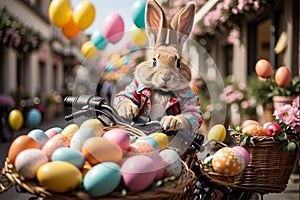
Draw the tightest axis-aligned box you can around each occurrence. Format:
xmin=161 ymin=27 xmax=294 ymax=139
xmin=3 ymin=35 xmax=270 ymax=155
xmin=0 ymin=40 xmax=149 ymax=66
xmin=45 ymin=129 xmax=58 ymax=139
xmin=42 ymin=139 xmax=68 ymax=160
xmin=148 ymin=151 xmax=165 ymax=180
xmin=103 ymin=129 xmax=131 ymax=150
xmin=121 ymin=155 xmax=156 ymax=192
xmin=233 ymin=146 xmax=250 ymax=167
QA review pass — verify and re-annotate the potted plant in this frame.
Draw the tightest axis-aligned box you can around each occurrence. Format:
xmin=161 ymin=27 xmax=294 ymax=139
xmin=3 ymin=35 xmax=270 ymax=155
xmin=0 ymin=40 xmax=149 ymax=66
xmin=254 ymin=59 xmax=300 ymax=110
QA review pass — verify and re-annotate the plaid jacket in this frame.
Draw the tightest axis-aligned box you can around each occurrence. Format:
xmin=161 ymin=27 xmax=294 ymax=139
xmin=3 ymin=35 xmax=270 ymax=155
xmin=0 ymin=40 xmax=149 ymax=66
xmin=113 ymin=79 xmax=203 ymax=131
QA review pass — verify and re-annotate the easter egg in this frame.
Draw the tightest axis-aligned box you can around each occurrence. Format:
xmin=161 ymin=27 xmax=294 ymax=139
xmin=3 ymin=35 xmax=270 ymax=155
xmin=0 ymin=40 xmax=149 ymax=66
xmin=232 ymin=146 xmax=250 ymax=167
xmin=82 ymin=137 xmax=122 ymax=165
xmin=42 ymin=138 xmax=68 ymax=160
xmin=37 ymin=161 xmax=82 ymax=193
xmin=51 ymin=134 xmax=70 ymax=146
xmin=128 ymin=141 xmax=156 ymax=156
xmin=136 ymin=136 xmax=159 ymax=150
xmin=44 ymin=129 xmax=58 ymax=139
xmin=149 ymin=151 xmax=165 ymax=180
xmin=275 ymin=66 xmax=291 ymax=87
xmin=27 ymin=129 xmax=49 ymax=149
xmin=8 ymin=135 xmax=39 ymax=165
xmin=83 ymin=162 xmax=121 ymax=197
xmin=103 ymin=128 xmax=131 ymax=150
xmin=47 ymin=127 xmax=62 ymax=133
xmin=207 ymin=124 xmax=226 ymax=143
xmin=242 ymin=124 xmax=267 ymax=136
xmin=212 ymin=147 xmax=245 ymax=176
xmin=149 ymin=132 xmax=169 ymax=150
xmin=61 ymin=124 xmax=79 ymax=141
xmin=51 ymin=147 xmax=85 ymax=169
xmin=159 ymin=149 xmax=182 ymax=178
xmin=242 ymin=120 xmax=261 ymax=128
xmin=121 ymin=155 xmax=156 ymax=192
xmin=255 ymin=59 xmax=273 ymax=78
xmin=80 ymin=119 xmax=104 ymax=136
xmin=15 ymin=149 xmax=48 ymax=179
xmin=70 ymin=127 xmax=97 ymax=151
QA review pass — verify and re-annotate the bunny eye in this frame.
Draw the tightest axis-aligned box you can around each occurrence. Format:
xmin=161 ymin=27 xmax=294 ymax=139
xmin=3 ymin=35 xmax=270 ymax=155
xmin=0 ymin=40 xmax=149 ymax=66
xmin=176 ymin=59 xmax=181 ymax=68
xmin=152 ymin=58 xmax=157 ymax=67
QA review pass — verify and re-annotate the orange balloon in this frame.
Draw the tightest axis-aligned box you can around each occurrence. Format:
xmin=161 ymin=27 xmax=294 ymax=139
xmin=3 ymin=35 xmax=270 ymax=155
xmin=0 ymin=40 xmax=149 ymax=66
xmin=62 ymin=15 xmax=80 ymax=39
xmin=275 ymin=66 xmax=291 ymax=87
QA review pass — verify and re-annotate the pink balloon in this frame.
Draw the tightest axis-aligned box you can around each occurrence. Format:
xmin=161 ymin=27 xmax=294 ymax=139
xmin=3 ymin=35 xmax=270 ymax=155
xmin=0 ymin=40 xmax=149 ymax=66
xmin=103 ymin=13 xmax=124 ymax=44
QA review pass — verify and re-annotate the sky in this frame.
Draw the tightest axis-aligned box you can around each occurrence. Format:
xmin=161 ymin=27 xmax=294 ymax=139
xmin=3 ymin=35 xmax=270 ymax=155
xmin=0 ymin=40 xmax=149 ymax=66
xmin=70 ymin=0 xmax=136 ymax=35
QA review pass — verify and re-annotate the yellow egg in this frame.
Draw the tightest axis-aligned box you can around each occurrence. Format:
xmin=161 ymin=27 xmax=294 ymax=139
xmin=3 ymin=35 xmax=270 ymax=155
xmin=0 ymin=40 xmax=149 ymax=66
xmin=36 ymin=161 xmax=82 ymax=193
xmin=149 ymin=133 xmax=169 ymax=150
xmin=207 ymin=124 xmax=226 ymax=143
xmin=80 ymin=119 xmax=104 ymax=137
xmin=61 ymin=124 xmax=79 ymax=140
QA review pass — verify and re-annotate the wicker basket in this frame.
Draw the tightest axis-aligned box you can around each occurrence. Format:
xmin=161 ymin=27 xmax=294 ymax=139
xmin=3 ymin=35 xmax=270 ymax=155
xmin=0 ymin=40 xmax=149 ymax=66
xmin=232 ymin=135 xmax=298 ymax=194
xmin=199 ymin=162 xmax=241 ymax=187
xmin=0 ymin=125 xmax=198 ymax=200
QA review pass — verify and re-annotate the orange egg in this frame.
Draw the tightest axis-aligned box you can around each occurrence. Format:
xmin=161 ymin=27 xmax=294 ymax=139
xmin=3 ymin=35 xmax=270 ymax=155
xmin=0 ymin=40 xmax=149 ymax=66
xmin=242 ymin=124 xmax=267 ymax=136
xmin=8 ymin=135 xmax=39 ymax=165
xmin=82 ymin=137 xmax=122 ymax=165
xmin=242 ymin=120 xmax=261 ymax=129
xmin=212 ymin=147 xmax=245 ymax=176
xmin=275 ymin=66 xmax=291 ymax=87
xmin=255 ymin=59 xmax=273 ymax=78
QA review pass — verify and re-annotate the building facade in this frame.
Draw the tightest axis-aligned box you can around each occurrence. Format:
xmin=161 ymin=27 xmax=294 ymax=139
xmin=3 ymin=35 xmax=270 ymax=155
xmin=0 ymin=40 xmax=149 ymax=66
xmin=0 ymin=0 xmax=87 ymax=103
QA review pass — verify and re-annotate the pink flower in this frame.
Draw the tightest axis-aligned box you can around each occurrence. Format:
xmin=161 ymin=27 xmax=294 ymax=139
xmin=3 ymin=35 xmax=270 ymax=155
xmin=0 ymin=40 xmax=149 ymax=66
xmin=274 ymin=104 xmax=300 ymax=133
xmin=292 ymin=96 xmax=299 ymax=107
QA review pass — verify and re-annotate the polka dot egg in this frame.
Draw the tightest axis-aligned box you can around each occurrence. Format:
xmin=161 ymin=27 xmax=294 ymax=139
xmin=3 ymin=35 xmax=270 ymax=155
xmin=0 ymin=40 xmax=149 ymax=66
xmin=212 ymin=147 xmax=245 ymax=176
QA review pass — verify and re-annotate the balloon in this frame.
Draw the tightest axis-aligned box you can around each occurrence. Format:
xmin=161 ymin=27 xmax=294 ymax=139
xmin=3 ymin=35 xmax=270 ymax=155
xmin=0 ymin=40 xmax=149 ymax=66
xmin=103 ymin=13 xmax=125 ymax=44
xmin=131 ymin=28 xmax=147 ymax=46
xmin=81 ymin=41 xmax=98 ymax=59
xmin=27 ymin=108 xmax=42 ymax=127
xmin=8 ymin=109 xmax=24 ymax=131
xmin=73 ymin=1 xmax=95 ymax=30
xmin=91 ymin=30 xmax=108 ymax=50
xmin=131 ymin=0 xmax=146 ymax=29
xmin=62 ymin=15 xmax=80 ymax=39
xmin=49 ymin=0 xmax=72 ymax=27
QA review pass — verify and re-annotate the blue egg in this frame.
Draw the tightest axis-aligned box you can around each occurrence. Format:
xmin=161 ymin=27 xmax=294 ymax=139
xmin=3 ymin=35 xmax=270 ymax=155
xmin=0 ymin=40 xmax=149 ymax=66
xmin=51 ymin=147 xmax=85 ymax=169
xmin=27 ymin=129 xmax=49 ymax=148
xmin=136 ymin=136 xmax=159 ymax=150
xmin=83 ymin=162 xmax=121 ymax=197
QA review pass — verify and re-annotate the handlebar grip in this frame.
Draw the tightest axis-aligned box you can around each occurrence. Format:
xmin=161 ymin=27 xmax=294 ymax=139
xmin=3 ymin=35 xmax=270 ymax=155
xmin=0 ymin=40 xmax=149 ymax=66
xmin=64 ymin=95 xmax=107 ymax=110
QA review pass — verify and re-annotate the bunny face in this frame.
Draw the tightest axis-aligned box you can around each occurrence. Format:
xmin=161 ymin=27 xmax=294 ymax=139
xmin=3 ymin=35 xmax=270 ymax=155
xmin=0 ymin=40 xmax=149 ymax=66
xmin=135 ymin=45 xmax=191 ymax=91
xmin=134 ymin=0 xmax=195 ymax=92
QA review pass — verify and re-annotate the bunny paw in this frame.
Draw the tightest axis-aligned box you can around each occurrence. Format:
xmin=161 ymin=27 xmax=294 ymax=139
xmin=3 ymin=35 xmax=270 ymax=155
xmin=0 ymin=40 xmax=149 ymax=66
xmin=116 ymin=99 xmax=139 ymax=119
xmin=160 ymin=116 xmax=182 ymax=131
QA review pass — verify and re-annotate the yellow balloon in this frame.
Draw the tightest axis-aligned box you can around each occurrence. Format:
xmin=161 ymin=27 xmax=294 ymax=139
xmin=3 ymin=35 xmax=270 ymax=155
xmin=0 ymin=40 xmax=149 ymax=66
xmin=48 ymin=0 xmax=72 ymax=27
xmin=73 ymin=1 xmax=95 ymax=30
xmin=131 ymin=29 xmax=147 ymax=47
xmin=81 ymin=41 xmax=98 ymax=59
xmin=8 ymin=109 xmax=24 ymax=131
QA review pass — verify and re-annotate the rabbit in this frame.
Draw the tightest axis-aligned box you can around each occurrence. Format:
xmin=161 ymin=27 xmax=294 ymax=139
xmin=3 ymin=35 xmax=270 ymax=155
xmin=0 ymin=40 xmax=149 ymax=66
xmin=113 ymin=0 xmax=203 ymax=131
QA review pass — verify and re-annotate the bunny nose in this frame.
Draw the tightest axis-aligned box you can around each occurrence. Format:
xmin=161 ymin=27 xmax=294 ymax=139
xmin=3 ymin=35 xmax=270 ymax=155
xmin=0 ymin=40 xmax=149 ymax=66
xmin=161 ymin=75 xmax=171 ymax=82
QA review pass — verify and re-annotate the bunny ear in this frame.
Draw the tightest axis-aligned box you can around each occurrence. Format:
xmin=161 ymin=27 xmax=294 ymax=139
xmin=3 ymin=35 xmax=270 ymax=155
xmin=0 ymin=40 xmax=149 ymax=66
xmin=170 ymin=2 xmax=195 ymax=47
xmin=145 ymin=0 xmax=168 ymax=48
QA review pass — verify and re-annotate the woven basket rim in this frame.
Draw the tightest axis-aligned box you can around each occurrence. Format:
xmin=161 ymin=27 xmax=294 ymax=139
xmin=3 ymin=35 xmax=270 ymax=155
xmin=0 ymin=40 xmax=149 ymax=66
xmin=2 ymin=157 xmax=196 ymax=200
xmin=199 ymin=161 xmax=241 ymax=187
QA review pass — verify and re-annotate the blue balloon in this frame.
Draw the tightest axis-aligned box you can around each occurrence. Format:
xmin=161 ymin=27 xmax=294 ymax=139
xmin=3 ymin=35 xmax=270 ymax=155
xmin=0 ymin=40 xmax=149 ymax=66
xmin=131 ymin=0 xmax=146 ymax=29
xmin=91 ymin=29 xmax=108 ymax=50
xmin=27 ymin=108 xmax=42 ymax=127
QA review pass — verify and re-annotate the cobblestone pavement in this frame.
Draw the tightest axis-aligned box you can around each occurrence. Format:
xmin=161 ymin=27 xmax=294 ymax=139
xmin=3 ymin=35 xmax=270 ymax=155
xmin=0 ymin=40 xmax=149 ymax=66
xmin=0 ymin=115 xmax=299 ymax=200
